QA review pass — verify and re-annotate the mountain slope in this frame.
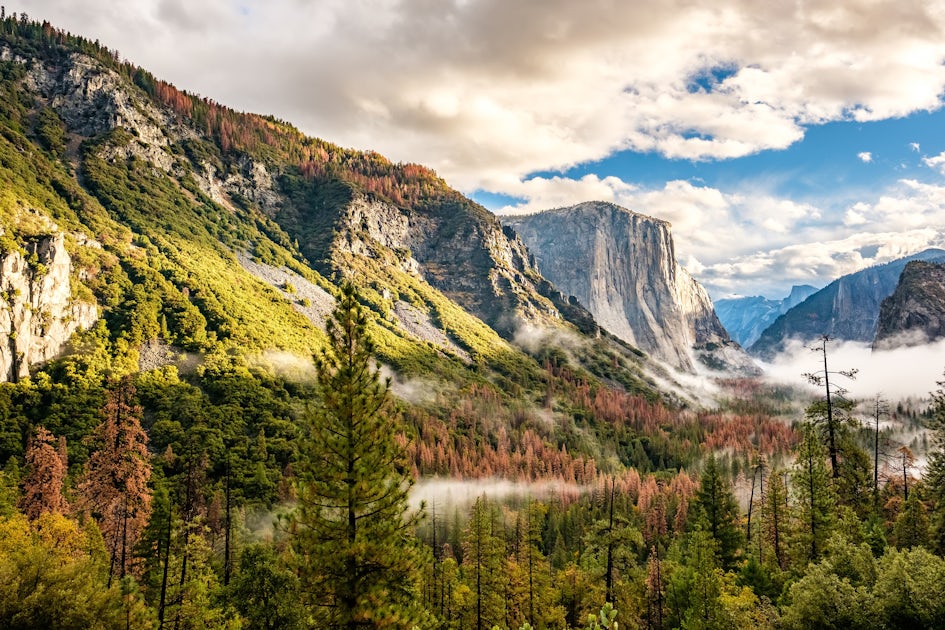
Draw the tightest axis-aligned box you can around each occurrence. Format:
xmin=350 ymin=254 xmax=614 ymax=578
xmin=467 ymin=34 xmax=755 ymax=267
xmin=715 ymin=285 xmax=818 ymax=347
xmin=503 ymin=201 xmax=751 ymax=373
xmin=750 ymin=249 xmax=945 ymax=358
xmin=0 ymin=17 xmax=699 ymax=482
xmin=874 ymin=260 xmax=945 ymax=349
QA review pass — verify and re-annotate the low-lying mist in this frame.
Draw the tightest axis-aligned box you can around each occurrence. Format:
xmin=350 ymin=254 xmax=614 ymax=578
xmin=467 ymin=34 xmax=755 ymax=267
xmin=760 ymin=337 xmax=945 ymax=401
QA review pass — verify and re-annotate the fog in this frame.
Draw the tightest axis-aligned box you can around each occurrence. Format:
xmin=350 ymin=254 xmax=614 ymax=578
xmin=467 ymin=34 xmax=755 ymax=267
xmin=759 ymin=337 xmax=945 ymax=401
xmin=409 ymin=478 xmax=586 ymax=512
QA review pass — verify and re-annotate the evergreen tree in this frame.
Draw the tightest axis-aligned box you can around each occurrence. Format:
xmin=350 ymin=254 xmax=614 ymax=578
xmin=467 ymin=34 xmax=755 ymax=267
xmin=790 ymin=424 xmax=836 ymax=563
xmin=287 ymin=283 xmax=425 ymax=629
xmin=461 ymin=495 xmax=506 ymax=630
xmin=690 ymin=454 xmax=742 ymax=569
xmin=924 ymin=373 xmax=945 ymax=553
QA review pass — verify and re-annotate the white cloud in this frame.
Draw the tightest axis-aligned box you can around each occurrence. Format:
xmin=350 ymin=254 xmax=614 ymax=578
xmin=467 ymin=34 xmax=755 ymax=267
xmin=923 ymin=150 xmax=945 ymax=174
xmin=14 ymin=0 xmax=945 ymax=191
xmin=858 ymin=151 xmax=873 ymax=163
xmin=501 ymin=175 xmax=945 ymax=298
xmin=911 ymin=142 xmax=922 ymax=152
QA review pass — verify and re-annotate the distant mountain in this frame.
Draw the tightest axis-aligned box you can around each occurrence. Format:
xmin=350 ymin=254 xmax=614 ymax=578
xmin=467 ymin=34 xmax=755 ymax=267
xmin=504 ymin=201 xmax=755 ymax=373
xmin=874 ymin=260 xmax=945 ymax=350
xmin=750 ymin=249 xmax=945 ymax=358
xmin=715 ymin=285 xmax=818 ymax=348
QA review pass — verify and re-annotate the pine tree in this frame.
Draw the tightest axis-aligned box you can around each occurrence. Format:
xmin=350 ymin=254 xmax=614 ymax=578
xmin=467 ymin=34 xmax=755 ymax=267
xmin=923 ymin=374 xmax=945 ymax=553
xmin=78 ymin=376 xmax=153 ymax=583
xmin=18 ymin=426 xmax=68 ymax=519
xmin=287 ymin=283 xmax=424 ymax=629
xmin=790 ymin=423 xmax=836 ymax=563
xmin=461 ymin=495 xmax=505 ymax=630
xmin=690 ymin=454 xmax=742 ymax=569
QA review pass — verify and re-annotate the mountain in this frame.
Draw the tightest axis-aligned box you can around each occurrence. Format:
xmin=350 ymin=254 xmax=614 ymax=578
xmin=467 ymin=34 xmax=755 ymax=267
xmin=715 ymin=285 xmax=818 ymax=348
xmin=750 ymin=248 xmax=945 ymax=358
xmin=874 ymin=260 xmax=945 ymax=350
xmin=503 ymin=201 xmax=753 ymax=373
xmin=0 ymin=16 xmax=695 ymax=482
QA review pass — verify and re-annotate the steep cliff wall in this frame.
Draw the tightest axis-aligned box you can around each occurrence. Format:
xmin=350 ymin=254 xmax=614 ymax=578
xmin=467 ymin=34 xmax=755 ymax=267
xmin=0 ymin=233 xmax=98 ymax=381
xmin=874 ymin=260 xmax=945 ymax=350
xmin=751 ymin=248 xmax=945 ymax=358
xmin=504 ymin=201 xmax=743 ymax=372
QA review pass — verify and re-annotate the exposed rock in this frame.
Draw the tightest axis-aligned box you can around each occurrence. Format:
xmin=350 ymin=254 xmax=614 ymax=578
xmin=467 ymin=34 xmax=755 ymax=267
xmin=235 ymin=251 xmax=335 ymax=329
xmin=0 ymin=233 xmax=98 ymax=381
xmin=715 ymin=285 xmax=818 ymax=347
xmin=504 ymin=201 xmax=747 ymax=372
xmin=393 ymin=300 xmax=470 ymax=361
xmin=750 ymin=249 xmax=945 ymax=358
xmin=874 ymin=260 xmax=945 ymax=350
xmin=286 ymin=190 xmax=571 ymax=337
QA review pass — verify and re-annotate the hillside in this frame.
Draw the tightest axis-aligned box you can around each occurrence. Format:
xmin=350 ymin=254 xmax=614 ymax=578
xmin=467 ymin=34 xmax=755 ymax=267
xmin=0 ymin=15 xmax=762 ymax=483
xmin=874 ymin=260 xmax=945 ymax=349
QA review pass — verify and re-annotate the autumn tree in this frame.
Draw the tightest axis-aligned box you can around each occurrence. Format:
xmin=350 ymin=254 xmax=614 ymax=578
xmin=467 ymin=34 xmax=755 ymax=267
xmin=18 ymin=426 xmax=68 ymax=520
xmin=287 ymin=283 xmax=425 ymax=628
xmin=78 ymin=376 xmax=153 ymax=583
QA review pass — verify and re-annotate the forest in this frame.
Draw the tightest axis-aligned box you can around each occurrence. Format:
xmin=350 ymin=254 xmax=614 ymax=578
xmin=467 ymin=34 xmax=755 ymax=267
xmin=4 ymin=283 xmax=945 ymax=629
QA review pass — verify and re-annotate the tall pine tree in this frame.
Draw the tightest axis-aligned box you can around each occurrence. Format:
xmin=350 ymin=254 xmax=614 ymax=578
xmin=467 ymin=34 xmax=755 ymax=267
xmin=287 ymin=283 xmax=425 ymax=629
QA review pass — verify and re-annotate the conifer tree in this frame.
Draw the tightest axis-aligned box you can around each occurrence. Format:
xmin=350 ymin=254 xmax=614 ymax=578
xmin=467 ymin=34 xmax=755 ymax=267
xmin=690 ymin=454 xmax=742 ymax=569
xmin=287 ymin=283 xmax=424 ymax=629
xmin=790 ymin=423 xmax=836 ymax=562
xmin=461 ymin=495 xmax=506 ymax=630
xmin=78 ymin=377 xmax=152 ymax=583
xmin=18 ymin=426 xmax=68 ymax=519
xmin=923 ymin=374 xmax=945 ymax=553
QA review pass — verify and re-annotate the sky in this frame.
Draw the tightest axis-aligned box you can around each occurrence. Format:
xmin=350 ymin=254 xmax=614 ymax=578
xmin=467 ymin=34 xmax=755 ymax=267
xmin=12 ymin=0 xmax=945 ymax=299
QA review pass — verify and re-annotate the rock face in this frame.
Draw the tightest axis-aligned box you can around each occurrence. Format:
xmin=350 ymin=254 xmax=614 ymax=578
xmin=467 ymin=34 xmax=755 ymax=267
xmin=874 ymin=260 xmax=945 ymax=350
xmin=280 ymin=186 xmax=591 ymax=339
xmin=715 ymin=285 xmax=818 ymax=348
xmin=504 ymin=201 xmax=741 ymax=371
xmin=0 ymin=233 xmax=98 ymax=381
xmin=750 ymin=249 xmax=945 ymax=358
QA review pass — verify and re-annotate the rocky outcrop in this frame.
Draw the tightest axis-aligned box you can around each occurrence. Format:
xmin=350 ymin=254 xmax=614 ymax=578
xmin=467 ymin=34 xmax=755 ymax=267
xmin=282 ymin=187 xmax=578 ymax=339
xmin=750 ymin=249 xmax=945 ymax=358
xmin=504 ymin=201 xmax=745 ymax=372
xmin=873 ymin=260 xmax=945 ymax=350
xmin=716 ymin=285 xmax=818 ymax=348
xmin=0 ymin=233 xmax=98 ymax=381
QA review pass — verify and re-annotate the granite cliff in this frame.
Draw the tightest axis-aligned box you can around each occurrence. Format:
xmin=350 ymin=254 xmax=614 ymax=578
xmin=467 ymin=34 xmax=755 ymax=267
xmin=874 ymin=260 xmax=945 ymax=350
xmin=504 ymin=201 xmax=750 ymax=372
xmin=0 ymin=232 xmax=97 ymax=381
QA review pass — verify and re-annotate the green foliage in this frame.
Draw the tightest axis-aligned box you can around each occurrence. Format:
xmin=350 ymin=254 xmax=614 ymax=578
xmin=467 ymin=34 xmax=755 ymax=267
xmin=690 ymin=454 xmax=743 ymax=569
xmin=287 ymin=284 xmax=425 ymax=628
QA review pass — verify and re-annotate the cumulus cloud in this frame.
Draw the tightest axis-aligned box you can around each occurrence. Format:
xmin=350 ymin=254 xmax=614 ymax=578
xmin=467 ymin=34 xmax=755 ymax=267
xmin=923 ymin=150 xmax=945 ymax=174
xmin=858 ymin=151 xmax=873 ymax=163
xmin=14 ymin=0 xmax=945 ymax=192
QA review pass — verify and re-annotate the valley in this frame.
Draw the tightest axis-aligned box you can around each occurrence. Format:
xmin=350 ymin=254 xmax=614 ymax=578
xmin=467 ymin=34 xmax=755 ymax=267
xmin=0 ymin=13 xmax=944 ymax=630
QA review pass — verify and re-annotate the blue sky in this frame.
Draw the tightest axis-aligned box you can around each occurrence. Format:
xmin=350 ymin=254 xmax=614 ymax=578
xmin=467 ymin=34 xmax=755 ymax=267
xmin=15 ymin=0 xmax=945 ymax=299
xmin=479 ymin=111 xmax=945 ymax=210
